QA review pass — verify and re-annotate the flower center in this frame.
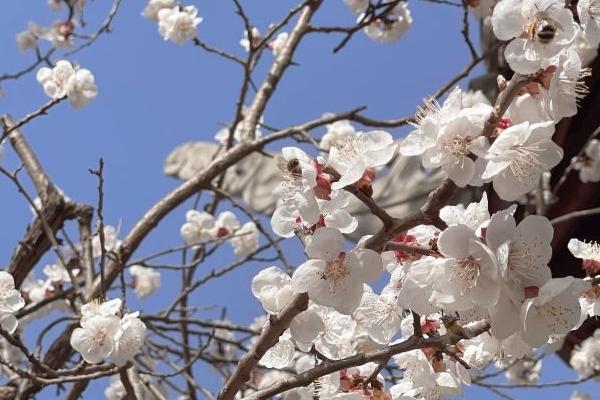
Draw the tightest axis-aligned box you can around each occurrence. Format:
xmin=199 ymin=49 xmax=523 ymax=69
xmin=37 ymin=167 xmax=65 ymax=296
xmin=559 ymin=68 xmax=591 ymax=103
xmin=364 ymin=298 xmax=398 ymax=325
xmin=509 ymin=145 xmax=545 ymax=182
xmin=414 ymin=98 xmax=442 ymax=126
xmin=583 ymin=259 xmax=600 ymax=274
xmin=441 ymin=135 xmax=472 ymax=158
xmin=334 ymin=137 xmax=361 ymax=164
xmin=452 ymin=256 xmax=480 ymax=292
xmin=322 ymin=253 xmax=349 ymax=291
xmin=93 ymin=328 xmax=107 ymax=346
xmin=216 ymin=227 xmax=230 ymax=238
xmin=507 ymin=244 xmax=540 ymax=285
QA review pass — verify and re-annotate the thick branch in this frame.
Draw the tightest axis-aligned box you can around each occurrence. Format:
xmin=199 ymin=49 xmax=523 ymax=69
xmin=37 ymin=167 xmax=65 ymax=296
xmin=243 ymin=320 xmax=491 ymax=400
xmin=217 ymin=293 xmax=309 ymax=400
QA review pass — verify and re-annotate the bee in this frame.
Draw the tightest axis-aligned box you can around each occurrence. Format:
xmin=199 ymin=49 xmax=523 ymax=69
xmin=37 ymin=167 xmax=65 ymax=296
xmin=526 ymin=10 xmax=562 ymax=44
xmin=440 ymin=314 xmax=469 ymax=339
xmin=277 ymin=157 xmax=302 ymax=176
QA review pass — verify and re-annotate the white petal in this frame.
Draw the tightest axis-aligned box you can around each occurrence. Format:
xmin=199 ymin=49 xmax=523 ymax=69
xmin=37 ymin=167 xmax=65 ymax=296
xmin=290 ymin=310 xmax=325 ymax=344
xmin=437 ymin=225 xmax=478 ymax=258
xmin=305 ymin=228 xmax=344 ymax=261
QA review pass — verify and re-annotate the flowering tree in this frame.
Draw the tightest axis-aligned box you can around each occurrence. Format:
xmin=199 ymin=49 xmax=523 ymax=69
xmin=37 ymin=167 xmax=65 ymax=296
xmin=2 ymin=0 xmax=600 ymax=399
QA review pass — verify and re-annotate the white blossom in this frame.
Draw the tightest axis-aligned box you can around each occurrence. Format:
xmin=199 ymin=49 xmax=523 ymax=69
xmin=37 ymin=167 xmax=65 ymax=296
xmin=111 ymin=312 xmax=147 ymax=366
xmin=142 ymin=0 xmax=174 ymax=20
xmin=92 ymin=225 xmax=121 ymax=258
xmin=37 ymin=60 xmax=97 ymax=108
xmin=16 ymin=22 xmax=44 ymax=53
xmin=578 ymin=0 xmax=600 ymax=47
xmin=269 ymin=32 xmax=289 ymax=57
xmin=571 ymin=391 xmax=592 ymax=400
xmin=505 ymin=358 xmax=542 ymax=385
xmin=181 ymin=210 xmax=215 ymax=245
xmin=240 ymin=27 xmax=260 ymax=51
xmin=400 ymin=87 xmax=492 ymax=187
xmin=157 ymin=5 xmax=202 ymax=44
xmin=80 ymin=298 xmax=122 ymax=324
xmin=310 ymin=304 xmax=357 ymax=360
xmin=37 ymin=60 xmax=75 ymax=99
xmin=321 ymin=120 xmax=359 ymax=150
xmin=354 ymin=286 xmax=402 ymax=344
xmin=363 ymin=2 xmax=412 ymax=43
xmin=568 ymin=238 xmax=600 ymax=274
xmin=251 ymin=266 xmax=294 ymax=314
xmin=439 ymin=192 xmax=489 ymax=232
xmin=461 ymin=89 xmax=491 ymax=108
xmin=70 ymin=314 xmax=121 ymax=364
xmin=212 ymin=211 xmax=241 ymax=239
xmin=43 ymin=264 xmax=79 ymax=285
xmin=0 ymin=272 xmax=26 ymax=334
xmin=43 ymin=22 xmax=74 ymax=48
xmin=291 ymin=228 xmax=383 ymax=315
xmin=66 ymin=68 xmax=98 ymax=108
xmin=71 ymin=299 xmax=146 ymax=365
xmin=491 ymin=0 xmax=577 ymax=73
xmin=391 ymin=349 xmax=462 ymax=400
xmin=129 ymin=265 xmax=161 ymax=299
xmin=482 ymin=121 xmax=563 ymax=201
xmin=229 ymin=222 xmax=259 ymax=258
xmin=427 ymin=224 xmax=500 ymax=311
xmin=259 ymin=331 xmax=295 ymax=368
xmin=328 ymin=130 xmax=396 ymax=190
xmin=343 ymin=0 xmax=369 ymax=15
xmin=570 ymin=328 xmax=600 ymax=379
xmin=521 ymin=277 xmax=587 ymax=347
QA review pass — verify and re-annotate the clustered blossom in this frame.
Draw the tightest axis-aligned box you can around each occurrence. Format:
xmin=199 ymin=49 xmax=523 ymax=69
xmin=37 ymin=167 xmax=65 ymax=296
xmin=36 ymin=60 xmax=97 ymax=108
xmin=395 ymin=0 xmax=599 ymax=202
xmin=70 ymin=298 xmax=146 ymax=365
xmin=19 ymin=226 xmax=125 ymax=324
xmin=268 ymin=32 xmax=289 ymax=57
xmin=7 ymin=0 xmax=600 ymax=397
xmin=156 ymin=5 xmax=202 ymax=44
xmin=240 ymin=27 xmax=261 ymax=52
xmin=0 ymin=272 xmax=25 ymax=334
xmin=16 ymin=22 xmax=44 ymax=53
xmin=142 ymin=0 xmax=174 ymax=20
xmin=16 ymin=19 xmax=80 ymax=51
xmin=180 ymin=210 xmax=259 ymax=258
xmin=252 ymin=155 xmax=595 ymax=399
xmin=129 ymin=265 xmax=161 ymax=299
xmin=491 ymin=0 xmax=577 ymax=74
xmin=570 ymin=328 xmax=600 ymax=379
xmin=343 ymin=1 xmax=413 ymax=43
xmin=400 ymin=87 xmax=493 ymax=187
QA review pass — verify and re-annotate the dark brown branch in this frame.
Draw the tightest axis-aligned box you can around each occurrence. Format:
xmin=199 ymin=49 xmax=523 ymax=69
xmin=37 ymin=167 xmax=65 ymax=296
xmin=243 ymin=320 xmax=491 ymax=400
xmin=217 ymin=293 xmax=310 ymax=400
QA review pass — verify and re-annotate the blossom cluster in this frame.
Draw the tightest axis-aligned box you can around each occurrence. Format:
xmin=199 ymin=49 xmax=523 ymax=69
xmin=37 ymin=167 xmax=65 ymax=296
xmin=398 ymin=0 xmax=600 ymax=196
xmin=240 ymin=1 xmax=600 ymax=397
xmin=570 ymin=327 xmax=600 ymax=382
xmin=343 ymin=0 xmax=413 ymax=43
xmin=143 ymin=0 xmax=202 ymax=44
xmin=181 ymin=210 xmax=260 ymax=258
xmin=70 ymin=298 xmax=146 ymax=366
xmin=36 ymin=60 xmax=97 ymax=108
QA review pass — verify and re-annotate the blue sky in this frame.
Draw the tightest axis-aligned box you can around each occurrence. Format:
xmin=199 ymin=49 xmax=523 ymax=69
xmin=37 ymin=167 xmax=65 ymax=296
xmin=0 ymin=0 xmax=597 ymax=399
